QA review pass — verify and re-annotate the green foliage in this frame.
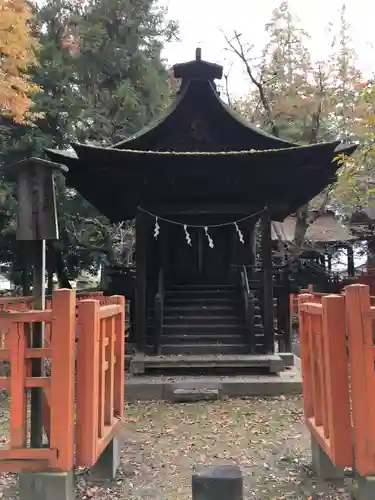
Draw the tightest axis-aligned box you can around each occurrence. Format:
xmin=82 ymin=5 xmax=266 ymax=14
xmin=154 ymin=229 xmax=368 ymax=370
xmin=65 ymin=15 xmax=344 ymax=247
xmin=0 ymin=0 xmax=176 ymax=285
xmin=225 ymin=1 xmax=366 ymax=252
xmin=230 ymin=2 xmax=362 ymax=146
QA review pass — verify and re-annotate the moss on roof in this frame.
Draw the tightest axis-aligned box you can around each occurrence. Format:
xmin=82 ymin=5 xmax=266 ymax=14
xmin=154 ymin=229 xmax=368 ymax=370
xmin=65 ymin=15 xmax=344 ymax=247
xmin=72 ymin=141 xmax=339 ymax=157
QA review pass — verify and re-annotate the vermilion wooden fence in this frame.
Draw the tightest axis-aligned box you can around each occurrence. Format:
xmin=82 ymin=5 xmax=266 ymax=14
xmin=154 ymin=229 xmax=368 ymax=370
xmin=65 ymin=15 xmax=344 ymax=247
xmin=298 ymin=283 xmax=375 ymax=480
xmin=0 ymin=291 xmax=108 ymax=349
xmin=0 ymin=296 xmax=33 ymax=312
xmin=0 ymin=289 xmax=75 ymax=472
xmin=0 ymin=289 xmax=125 ymax=473
xmin=345 ymin=284 xmax=375 ymax=477
xmin=76 ymin=296 xmax=125 ymax=466
xmin=298 ymin=293 xmax=352 ymax=468
xmin=0 ymin=290 xmax=106 ymax=312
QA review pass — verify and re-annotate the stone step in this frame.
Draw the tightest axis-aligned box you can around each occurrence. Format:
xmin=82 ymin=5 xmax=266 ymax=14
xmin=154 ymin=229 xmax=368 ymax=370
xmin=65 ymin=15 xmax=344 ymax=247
xmin=147 ymin=325 xmax=263 ymax=336
xmin=162 ymin=326 xmax=246 ymax=338
xmin=164 ymin=322 xmax=244 ymax=331
xmin=161 ymin=343 xmax=250 ymax=356
xmin=169 ymin=284 xmax=237 ymax=291
xmin=162 ymin=315 xmax=242 ymax=325
xmin=161 ymin=334 xmax=245 ymax=344
xmin=163 ymin=305 xmax=242 ymax=315
xmin=130 ymin=353 xmax=284 ymax=375
xmin=166 ymin=288 xmax=238 ymax=297
xmin=165 ymin=297 xmax=239 ymax=305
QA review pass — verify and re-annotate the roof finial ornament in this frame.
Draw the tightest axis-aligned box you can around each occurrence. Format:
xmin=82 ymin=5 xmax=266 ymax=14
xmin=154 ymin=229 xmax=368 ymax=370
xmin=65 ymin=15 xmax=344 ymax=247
xmin=195 ymin=47 xmax=202 ymax=61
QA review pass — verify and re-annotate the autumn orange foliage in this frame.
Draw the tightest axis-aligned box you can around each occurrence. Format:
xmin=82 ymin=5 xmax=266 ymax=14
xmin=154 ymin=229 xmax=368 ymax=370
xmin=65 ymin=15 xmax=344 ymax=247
xmin=0 ymin=0 xmax=39 ymax=123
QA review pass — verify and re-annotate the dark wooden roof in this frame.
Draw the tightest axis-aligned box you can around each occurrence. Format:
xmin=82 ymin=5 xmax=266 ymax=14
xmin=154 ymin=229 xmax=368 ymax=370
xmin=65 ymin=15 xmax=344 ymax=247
xmin=108 ymin=79 xmax=294 ymax=152
xmin=45 ymin=49 xmax=358 ymax=223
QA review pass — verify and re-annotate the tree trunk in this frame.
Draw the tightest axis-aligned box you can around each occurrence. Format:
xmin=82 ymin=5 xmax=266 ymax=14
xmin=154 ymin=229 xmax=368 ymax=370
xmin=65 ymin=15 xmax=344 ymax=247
xmin=294 ymin=205 xmax=310 ymax=249
xmin=367 ymin=237 xmax=375 ymax=270
xmin=50 ymin=242 xmax=71 ymax=289
xmin=21 ymin=241 xmax=31 ymax=296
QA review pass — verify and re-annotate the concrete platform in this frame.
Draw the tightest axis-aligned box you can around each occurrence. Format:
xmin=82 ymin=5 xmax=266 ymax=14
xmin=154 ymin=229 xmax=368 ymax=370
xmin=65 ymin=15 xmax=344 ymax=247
xmin=129 ymin=353 xmax=285 ymax=375
xmin=124 ymin=355 xmax=302 ymax=401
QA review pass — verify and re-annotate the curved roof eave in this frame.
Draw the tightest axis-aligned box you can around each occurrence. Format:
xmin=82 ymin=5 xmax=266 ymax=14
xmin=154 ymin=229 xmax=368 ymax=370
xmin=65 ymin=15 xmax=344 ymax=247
xmin=111 ymin=84 xmax=189 ymax=150
xmin=44 ymin=148 xmax=78 ymax=170
xmin=111 ymin=80 xmax=297 ymax=151
xmin=70 ymin=139 xmax=340 ymax=162
xmin=334 ymin=143 xmax=358 ymax=155
xmin=215 ymin=92 xmax=295 ymax=148
xmin=45 ymin=138 xmax=356 ymax=176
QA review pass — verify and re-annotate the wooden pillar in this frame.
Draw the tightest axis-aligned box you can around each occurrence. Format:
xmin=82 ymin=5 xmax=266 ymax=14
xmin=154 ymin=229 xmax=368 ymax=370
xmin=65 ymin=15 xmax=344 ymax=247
xmin=347 ymin=245 xmax=355 ymax=277
xmin=279 ymin=268 xmax=292 ymax=352
xmin=261 ymin=210 xmax=274 ymax=354
xmin=327 ymin=254 xmax=332 ymax=273
xmin=135 ymin=210 xmax=147 ymax=352
xmin=30 ymin=239 xmax=46 ymax=448
xmin=160 ymin=223 xmax=169 ymax=281
xmin=249 ymin=225 xmax=257 ymax=270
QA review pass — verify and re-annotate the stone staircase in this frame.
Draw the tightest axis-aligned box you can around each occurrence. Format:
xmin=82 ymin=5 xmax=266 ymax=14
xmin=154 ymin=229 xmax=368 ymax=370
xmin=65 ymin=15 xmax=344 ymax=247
xmin=251 ymin=287 xmax=267 ymax=353
xmin=130 ymin=283 xmax=285 ymax=376
xmin=157 ymin=284 xmax=250 ymax=356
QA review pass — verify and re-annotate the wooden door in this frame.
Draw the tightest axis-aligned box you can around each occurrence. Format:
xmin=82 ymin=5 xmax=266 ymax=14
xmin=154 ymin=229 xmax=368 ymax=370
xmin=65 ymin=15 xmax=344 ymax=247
xmin=165 ymin=224 xmax=233 ymax=285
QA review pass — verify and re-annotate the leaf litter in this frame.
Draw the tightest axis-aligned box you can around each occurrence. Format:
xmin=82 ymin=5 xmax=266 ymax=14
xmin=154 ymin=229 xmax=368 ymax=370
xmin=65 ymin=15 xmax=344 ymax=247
xmin=0 ymin=395 xmax=354 ymax=499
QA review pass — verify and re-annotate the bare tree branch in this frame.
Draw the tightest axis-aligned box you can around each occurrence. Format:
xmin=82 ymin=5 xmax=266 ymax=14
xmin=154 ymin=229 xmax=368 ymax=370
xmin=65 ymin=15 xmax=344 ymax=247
xmin=308 ymin=62 xmax=325 ymax=144
xmin=223 ymin=69 xmax=233 ymax=107
xmin=223 ymin=30 xmax=280 ymax=137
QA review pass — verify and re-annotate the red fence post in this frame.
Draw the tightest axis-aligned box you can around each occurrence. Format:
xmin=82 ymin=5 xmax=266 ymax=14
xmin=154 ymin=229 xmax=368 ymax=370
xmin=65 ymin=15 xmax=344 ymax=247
xmin=75 ymin=296 xmax=125 ymax=468
xmin=8 ymin=322 xmax=27 ymax=448
xmin=299 ymin=293 xmax=352 ymax=469
xmin=346 ymin=284 xmax=375 ymax=476
xmin=321 ymin=294 xmax=351 ymax=466
xmin=109 ymin=296 xmax=125 ymax=420
xmin=298 ymin=294 xmax=314 ymax=419
xmin=76 ymin=299 xmax=100 ymax=467
xmin=49 ymin=289 xmax=76 ymax=471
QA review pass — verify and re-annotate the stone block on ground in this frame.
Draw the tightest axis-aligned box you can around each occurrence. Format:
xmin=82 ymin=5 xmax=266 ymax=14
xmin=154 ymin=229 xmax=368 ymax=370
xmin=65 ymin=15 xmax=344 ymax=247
xmin=354 ymin=475 xmax=375 ymax=500
xmin=19 ymin=471 xmax=74 ymax=500
xmin=269 ymin=355 xmax=284 ymax=373
xmin=192 ymin=463 xmax=243 ymax=500
xmin=129 ymin=354 xmax=145 ymax=375
xmin=90 ymin=436 xmax=120 ymax=481
xmin=279 ymin=352 xmax=295 ymax=367
xmin=172 ymin=387 xmax=220 ymax=403
xmin=310 ymin=434 xmax=344 ymax=480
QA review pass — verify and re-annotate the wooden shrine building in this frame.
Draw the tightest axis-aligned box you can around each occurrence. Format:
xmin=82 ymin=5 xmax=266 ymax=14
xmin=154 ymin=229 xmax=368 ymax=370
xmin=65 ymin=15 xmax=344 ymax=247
xmin=47 ymin=49 xmax=357 ymax=374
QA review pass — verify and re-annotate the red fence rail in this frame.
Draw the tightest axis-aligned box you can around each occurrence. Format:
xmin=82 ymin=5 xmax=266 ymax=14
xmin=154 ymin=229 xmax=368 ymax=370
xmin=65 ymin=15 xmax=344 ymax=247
xmin=76 ymin=296 xmax=125 ymax=467
xmin=0 ymin=289 xmax=76 ymax=472
xmin=298 ymin=293 xmax=352 ymax=468
xmin=0 ymin=291 xmax=108 ymax=349
xmin=0 ymin=289 xmax=125 ymax=473
xmin=345 ymin=285 xmax=375 ymax=476
xmin=0 ymin=290 xmax=106 ymax=312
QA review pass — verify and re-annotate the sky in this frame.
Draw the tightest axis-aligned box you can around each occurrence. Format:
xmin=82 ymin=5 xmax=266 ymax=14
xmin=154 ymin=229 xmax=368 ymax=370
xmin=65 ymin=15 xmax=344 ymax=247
xmin=161 ymin=0 xmax=375 ymax=97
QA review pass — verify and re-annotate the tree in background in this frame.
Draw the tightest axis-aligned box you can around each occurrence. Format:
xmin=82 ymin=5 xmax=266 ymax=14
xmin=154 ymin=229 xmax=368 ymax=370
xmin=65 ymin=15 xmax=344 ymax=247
xmin=75 ymin=0 xmax=177 ymax=144
xmin=0 ymin=0 xmax=177 ymax=289
xmin=0 ymin=0 xmax=39 ymax=123
xmin=224 ymin=2 xmax=363 ymax=254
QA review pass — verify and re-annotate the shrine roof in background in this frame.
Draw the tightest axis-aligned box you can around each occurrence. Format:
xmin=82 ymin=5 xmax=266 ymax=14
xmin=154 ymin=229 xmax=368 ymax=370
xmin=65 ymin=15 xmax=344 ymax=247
xmin=45 ymin=48 xmax=357 ymax=223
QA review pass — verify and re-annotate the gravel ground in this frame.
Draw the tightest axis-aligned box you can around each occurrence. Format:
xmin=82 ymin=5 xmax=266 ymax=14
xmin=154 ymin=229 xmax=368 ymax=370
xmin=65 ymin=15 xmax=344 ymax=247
xmin=0 ymin=395 xmax=355 ymax=500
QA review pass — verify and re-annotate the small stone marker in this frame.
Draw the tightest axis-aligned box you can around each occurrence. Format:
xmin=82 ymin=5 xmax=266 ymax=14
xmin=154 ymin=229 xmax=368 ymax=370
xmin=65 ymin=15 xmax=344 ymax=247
xmin=192 ymin=464 xmax=243 ymax=500
xmin=90 ymin=436 xmax=121 ymax=481
xmin=19 ymin=471 xmax=73 ymax=500
xmin=172 ymin=388 xmax=219 ymax=403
